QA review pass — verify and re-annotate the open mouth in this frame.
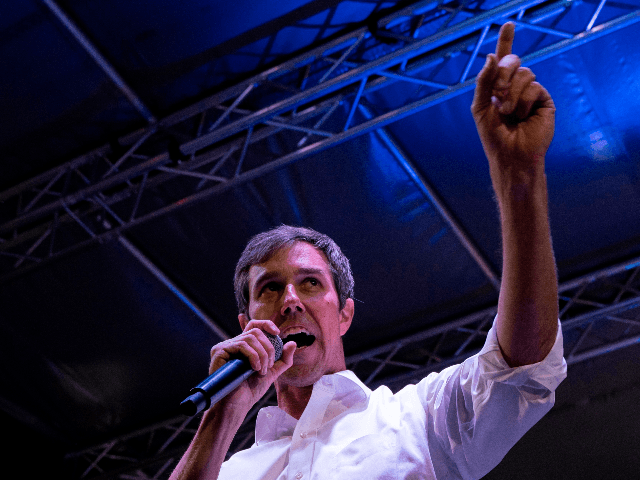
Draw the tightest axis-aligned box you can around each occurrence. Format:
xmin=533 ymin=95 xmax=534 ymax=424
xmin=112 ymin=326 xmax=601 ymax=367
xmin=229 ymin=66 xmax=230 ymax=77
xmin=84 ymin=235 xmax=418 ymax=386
xmin=282 ymin=332 xmax=316 ymax=349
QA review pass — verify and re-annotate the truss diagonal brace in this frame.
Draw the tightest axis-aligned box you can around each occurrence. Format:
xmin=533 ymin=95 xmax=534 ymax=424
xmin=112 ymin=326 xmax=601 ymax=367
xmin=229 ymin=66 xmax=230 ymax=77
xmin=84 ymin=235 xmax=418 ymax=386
xmin=360 ymin=103 xmax=501 ymax=290
xmin=41 ymin=0 xmax=156 ymax=123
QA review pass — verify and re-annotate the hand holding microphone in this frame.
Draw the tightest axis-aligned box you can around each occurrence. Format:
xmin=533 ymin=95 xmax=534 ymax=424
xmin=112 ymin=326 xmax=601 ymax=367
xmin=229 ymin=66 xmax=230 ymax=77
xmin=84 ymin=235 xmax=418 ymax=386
xmin=180 ymin=320 xmax=295 ymax=416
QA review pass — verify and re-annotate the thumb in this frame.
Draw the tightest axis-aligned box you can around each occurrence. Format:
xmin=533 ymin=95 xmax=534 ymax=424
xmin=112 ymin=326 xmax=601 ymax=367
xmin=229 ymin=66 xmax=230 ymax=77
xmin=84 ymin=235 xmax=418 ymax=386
xmin=471 ymin=54 xmax=498 ymax=116
xmin=268 ymin=341 xmax=296 ymax=380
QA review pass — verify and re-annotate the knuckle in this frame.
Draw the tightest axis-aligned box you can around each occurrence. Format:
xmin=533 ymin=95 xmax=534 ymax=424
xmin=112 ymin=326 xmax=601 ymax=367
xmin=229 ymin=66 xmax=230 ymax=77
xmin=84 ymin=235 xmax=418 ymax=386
xmin=243 ymin=320 xmax=260 ymax=331
xmin=245 ymin=327 xmax=262 ymax=339
xmin=210 ymin=341 xmax=228 ymax=357
xmin=244 ymin=338 xmax=259 ymax=351
xmin=499 ymin=54 xmax=520 ymax=67
xmin=516 ymin=67 xmax=534 ymax=78
xmin=245 ymin=319 xmax=269 ymax=330
xmin=523 ymin=84 xmax=540 ymax=100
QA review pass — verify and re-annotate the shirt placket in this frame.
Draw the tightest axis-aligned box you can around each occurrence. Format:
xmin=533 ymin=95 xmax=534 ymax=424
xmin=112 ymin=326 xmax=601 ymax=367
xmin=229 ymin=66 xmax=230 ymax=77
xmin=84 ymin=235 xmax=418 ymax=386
xmin=287 ymin=382 xmax=334 ymax=480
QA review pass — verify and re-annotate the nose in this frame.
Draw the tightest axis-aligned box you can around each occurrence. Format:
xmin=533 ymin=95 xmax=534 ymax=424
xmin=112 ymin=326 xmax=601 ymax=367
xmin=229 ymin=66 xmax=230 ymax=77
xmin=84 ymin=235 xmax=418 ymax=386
xmin=281 ymin=284 xmax=304 ymax=316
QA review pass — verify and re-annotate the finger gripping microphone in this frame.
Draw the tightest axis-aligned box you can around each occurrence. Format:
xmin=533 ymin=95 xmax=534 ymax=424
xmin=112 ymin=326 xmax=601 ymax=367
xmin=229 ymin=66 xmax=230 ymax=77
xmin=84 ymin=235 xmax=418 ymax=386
xmin=179 ymin=333 xmax=283 ymax=416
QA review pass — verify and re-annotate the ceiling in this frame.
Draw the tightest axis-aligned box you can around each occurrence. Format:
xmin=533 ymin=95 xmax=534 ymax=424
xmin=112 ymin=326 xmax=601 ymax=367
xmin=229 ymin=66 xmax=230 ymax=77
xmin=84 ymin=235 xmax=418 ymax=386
xmin=2 ymin=0 xmax=640 ymax=478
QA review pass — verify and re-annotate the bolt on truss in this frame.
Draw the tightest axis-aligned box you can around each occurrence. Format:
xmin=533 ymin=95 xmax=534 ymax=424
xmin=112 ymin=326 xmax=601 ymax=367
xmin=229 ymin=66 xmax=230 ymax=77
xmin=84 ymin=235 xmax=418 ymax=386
xmin=64 ymin=255 xmax=640 ymax=479
xmin=2 ymin=0 xmax=639 ymax=282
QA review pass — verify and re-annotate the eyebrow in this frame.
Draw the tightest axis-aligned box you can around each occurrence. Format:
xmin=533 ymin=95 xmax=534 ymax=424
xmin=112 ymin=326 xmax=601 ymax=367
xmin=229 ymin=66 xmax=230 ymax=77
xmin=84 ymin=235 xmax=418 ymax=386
xmin=297 ymin=267 xmax=327 ymax=277
xmin=253 ymin=267 xmax=328 ymax=290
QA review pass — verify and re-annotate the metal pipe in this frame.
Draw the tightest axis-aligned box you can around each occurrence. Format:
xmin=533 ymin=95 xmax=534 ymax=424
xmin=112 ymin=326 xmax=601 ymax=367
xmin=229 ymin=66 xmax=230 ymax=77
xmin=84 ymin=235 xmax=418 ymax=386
xmin=344 ymin=78 xmax=366 ymax=131
xmin=587 ymin=0 xmax=609 ymax=31
xmin=566 ymin=333 xmax=640 ymax=365
xmin=559 ymin=256 xmax=640 ymax=292
xmin=41 ymin=0 xmax=155 ymax=123
xmin=117 ymin=236 xmax=230 ymax=340
xmin=460 ymin=25 xmax=490 ymax=83
xmin=511 ymin=19 xmax=574 ymax=38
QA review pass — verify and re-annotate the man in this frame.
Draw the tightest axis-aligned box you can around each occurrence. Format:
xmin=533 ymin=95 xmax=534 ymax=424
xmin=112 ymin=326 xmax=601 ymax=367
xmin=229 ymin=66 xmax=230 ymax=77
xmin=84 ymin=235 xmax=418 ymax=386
xmin=170 ymin=23 xmax=567 ymax=480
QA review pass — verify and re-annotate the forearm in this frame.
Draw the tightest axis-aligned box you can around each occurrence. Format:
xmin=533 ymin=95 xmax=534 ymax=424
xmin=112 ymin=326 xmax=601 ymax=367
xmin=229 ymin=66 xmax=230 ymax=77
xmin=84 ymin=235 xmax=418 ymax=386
xmin=493 ymin=161 xmax=558 ymax=367
xmin=169 ymin=404 xmax=245 ymax=480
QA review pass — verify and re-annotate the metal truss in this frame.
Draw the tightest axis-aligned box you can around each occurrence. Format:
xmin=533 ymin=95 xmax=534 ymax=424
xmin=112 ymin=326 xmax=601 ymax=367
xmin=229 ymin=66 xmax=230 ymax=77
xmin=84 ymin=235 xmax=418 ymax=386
xmin=3 ymin=0 xmax=640 ymax=282
xmin=347 ymin=256 xmax=640 ymax=391
xmin=64 ymin=255 xmax=640 ymax=479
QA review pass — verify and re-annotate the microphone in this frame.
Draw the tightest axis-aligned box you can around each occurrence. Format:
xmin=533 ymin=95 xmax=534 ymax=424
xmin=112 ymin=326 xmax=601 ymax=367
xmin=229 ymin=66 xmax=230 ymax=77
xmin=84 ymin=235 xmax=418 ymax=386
xmin=179 ymin=333 xmax=283 ymax=416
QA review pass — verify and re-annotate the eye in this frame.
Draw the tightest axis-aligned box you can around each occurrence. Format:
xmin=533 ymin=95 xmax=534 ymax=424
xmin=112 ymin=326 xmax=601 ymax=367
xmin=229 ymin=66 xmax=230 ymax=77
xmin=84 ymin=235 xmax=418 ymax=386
xmin=260 ymin=281 xmax=281 ymax=295
xmin=305 ymin=277 xmax=320 ymax=287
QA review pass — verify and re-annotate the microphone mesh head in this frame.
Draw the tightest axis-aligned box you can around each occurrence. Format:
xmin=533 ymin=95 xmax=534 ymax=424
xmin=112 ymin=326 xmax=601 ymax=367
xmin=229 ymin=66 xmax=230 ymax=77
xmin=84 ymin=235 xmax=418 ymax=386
xmin=266 ymin=333 xmax=283 ymax=361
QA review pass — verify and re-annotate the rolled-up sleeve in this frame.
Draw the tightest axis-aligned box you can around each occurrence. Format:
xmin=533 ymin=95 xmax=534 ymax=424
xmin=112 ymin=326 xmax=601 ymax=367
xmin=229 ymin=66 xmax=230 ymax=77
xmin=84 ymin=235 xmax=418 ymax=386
xmin=417 ymin=317 xmax=567 ymax=479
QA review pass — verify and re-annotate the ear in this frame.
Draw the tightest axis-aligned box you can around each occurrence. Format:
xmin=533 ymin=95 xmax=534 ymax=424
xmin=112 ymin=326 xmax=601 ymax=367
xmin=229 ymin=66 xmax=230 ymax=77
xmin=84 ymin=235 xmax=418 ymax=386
xmin=339 ymin=298 xmax=354 ymax=336
xmin=238 ymin=313 xmax=249 ymax=331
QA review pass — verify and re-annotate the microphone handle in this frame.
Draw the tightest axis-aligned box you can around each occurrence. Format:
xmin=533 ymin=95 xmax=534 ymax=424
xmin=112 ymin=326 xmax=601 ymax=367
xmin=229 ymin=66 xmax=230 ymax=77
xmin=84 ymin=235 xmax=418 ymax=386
xmin=180 ymin=358 xmax=252 ymax=416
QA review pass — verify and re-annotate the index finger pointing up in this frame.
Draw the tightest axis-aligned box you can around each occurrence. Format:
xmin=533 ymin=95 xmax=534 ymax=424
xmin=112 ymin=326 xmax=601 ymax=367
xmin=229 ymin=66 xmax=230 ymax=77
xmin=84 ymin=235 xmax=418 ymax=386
xmin=496 ymin=22 xmax=515 ymax=60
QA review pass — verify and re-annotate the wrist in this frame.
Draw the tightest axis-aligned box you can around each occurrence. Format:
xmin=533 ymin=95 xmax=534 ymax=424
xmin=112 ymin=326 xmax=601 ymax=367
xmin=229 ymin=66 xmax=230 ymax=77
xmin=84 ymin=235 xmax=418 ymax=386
xmin=198 ymin=401 xmax=246 ymax=437
xmin=489 ymin=157 xmax=547 ymax=203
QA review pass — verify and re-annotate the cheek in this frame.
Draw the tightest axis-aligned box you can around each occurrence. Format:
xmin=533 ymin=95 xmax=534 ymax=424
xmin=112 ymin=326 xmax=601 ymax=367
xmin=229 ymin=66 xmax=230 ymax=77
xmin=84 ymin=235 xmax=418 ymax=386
xmin=315 ymin=291 xmax=341 ymax=309
xmin=249 ymin=301 xmax=270 ymax=319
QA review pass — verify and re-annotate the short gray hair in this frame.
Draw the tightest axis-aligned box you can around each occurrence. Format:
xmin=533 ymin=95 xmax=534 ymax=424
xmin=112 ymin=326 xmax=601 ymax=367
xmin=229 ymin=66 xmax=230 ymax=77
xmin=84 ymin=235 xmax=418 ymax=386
xmin=234 ymin=225 xmax=354 ymax=314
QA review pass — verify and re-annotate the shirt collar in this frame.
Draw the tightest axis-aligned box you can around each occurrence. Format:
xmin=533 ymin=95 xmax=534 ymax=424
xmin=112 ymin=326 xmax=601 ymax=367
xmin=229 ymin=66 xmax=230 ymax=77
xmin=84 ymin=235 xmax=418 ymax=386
xmin=255 ymin=370 xmax=370 ymax=444
xmin=331 ymin=369 xmax=371 ymax=399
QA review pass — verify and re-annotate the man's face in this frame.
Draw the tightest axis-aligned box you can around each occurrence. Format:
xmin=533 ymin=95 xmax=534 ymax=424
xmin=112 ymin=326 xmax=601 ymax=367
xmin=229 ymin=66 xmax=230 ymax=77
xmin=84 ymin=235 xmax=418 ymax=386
xmin=243 ymin=241 xmax=354 ymax=387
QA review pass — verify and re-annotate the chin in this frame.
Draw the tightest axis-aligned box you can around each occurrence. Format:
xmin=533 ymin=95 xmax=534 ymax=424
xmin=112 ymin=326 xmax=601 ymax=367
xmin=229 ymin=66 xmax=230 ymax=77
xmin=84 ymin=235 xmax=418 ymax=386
xmin=278 ymin=364 xmax=324 ymax=388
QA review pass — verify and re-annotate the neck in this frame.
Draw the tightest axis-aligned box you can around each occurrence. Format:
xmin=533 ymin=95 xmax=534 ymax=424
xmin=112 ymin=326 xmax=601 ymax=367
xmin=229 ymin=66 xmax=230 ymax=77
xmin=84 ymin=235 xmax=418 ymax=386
xmin=274 ymin=351 xmax=349 ymax=419
xmin=274 ymin=381 xmax=314 ymax=420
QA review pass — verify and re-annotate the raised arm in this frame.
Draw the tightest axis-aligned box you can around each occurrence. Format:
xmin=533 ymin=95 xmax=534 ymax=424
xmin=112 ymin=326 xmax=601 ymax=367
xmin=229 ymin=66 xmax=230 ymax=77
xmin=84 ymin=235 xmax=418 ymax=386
xmin=471 ymin=22 xmax=558 ymax=367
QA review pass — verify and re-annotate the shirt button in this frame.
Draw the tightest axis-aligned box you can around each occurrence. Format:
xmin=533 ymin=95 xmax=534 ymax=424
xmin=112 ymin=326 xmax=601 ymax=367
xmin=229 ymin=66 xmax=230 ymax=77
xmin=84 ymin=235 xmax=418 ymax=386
xmin=299 ymin=432 xmax=306 ymax=438
xmin=266 ymin=413 xmax=272 ymax=419
xmin=295 ymin=473 xmax=303 ymax=479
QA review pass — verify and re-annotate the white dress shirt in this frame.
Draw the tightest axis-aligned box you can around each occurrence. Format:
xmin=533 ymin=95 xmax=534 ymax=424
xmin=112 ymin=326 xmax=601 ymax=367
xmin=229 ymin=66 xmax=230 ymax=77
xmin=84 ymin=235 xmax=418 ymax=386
xmin=219 ymin=319 xmax=567 ymax=480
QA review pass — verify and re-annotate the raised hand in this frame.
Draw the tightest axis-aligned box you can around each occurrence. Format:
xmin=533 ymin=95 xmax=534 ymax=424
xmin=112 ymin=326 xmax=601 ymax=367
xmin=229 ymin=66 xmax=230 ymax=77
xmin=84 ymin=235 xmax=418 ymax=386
xmin=471 ymin=22 xmax=555 ymax=178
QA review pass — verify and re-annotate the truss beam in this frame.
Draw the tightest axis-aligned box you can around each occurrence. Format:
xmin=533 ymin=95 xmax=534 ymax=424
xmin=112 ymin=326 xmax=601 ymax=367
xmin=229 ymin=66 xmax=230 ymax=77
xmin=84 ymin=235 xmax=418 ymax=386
xmin=178 ymin=0 xmax=548 ymax=154
xmin=3 ymin=1 xmax=640 ymax=282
